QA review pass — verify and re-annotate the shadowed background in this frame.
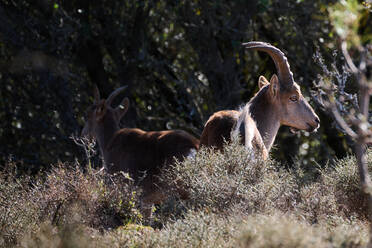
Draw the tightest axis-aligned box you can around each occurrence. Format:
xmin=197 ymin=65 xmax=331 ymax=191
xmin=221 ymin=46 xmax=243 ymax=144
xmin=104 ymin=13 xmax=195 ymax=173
xmin=0 ymin=0 xmax=370 ymax=172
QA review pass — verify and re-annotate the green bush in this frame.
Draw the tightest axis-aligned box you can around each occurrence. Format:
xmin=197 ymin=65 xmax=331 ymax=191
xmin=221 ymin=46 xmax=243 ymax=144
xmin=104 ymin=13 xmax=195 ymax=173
xmin=0 ymin=162 xmax=39 ymax=247
xmin=157 ymin=141 xmax=370 ymax=243
xmin=319 ymin=151 xmax=372 ymax=219
xmin=161 ymin=141 xmax=370 ymax=223
xmin=236 ymin=213 xmax=367 ymax=248
xmin=1 ymin=144 xmax=370 ymax=247
xmin=0 ymin=162 xmax=142 ymax=247
xmin=90 ymin=211 xmax=368 ymax=248
xmin=161 ymin=140 xmax=293 ymax=213
xmin=32 ymin=163 xmax=142 ymax=230
xmin=20 ymin=222 xmax=96 ymax=248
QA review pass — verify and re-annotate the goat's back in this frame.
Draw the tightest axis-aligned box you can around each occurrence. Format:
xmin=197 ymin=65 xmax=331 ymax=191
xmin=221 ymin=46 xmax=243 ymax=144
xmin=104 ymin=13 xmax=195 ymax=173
xmin=200 ymin=110 xmax=240 ymax=150
xmin=106 ymin=128 xmax=199 ymax=180
xmin=200 ymin=110 xmax=267 ymax=158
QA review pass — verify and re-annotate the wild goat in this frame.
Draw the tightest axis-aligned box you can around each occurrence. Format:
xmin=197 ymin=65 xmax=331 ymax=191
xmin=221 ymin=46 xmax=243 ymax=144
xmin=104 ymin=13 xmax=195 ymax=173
xmin=200 ymin=41 xmax=320 ymax=159
xmin=81 ymin=86 xmax=199 ymax=214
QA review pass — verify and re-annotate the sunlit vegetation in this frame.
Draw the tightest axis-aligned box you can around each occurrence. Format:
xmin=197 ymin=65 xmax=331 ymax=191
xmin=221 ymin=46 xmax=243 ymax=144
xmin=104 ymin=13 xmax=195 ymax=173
xmin=1 ymin=143 xmax=370 ymax=247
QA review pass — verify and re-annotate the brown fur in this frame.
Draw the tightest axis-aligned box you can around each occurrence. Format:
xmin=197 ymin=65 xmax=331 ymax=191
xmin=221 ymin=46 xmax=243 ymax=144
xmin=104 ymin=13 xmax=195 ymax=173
xmin=200 ymin=110 xmax=240 ymax=151
xmin=200 ymin=109 xmax=267 ymax=158
xmin=200 ymin=42 xmax=320 ymax=159
xmin=106 ymin=128 xmax=199 ymax=203
xmin=82 ymin=86 xmax=199 ymax=213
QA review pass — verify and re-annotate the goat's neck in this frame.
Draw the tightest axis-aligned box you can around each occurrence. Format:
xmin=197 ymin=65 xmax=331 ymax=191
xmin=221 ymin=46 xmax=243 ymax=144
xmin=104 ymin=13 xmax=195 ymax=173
xmin=95 ymin=115 xmax=120 ymax=157
xmin=248 ymin=90 xmax=280 ymax=151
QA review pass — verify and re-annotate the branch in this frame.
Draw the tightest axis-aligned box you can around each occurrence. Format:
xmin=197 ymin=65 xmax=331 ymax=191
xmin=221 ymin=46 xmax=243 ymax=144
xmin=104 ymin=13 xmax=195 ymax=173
xmin=341 ymin=41 xmax=359 ymax=74
xmin=330 ymin=105 xmax=358 ymax=139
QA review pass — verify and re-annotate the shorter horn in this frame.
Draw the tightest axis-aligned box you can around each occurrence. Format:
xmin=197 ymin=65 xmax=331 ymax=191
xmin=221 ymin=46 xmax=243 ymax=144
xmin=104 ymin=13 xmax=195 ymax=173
xmin=106 ymin=85 xmax=128 ymax=106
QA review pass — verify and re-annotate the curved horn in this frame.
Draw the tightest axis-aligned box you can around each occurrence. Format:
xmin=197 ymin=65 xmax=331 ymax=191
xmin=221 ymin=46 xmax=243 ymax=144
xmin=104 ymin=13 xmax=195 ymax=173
xmin=106 ymin=85 xmax=128 ymax=106
xmin=242 ymin=41 xmax=294 ymax=87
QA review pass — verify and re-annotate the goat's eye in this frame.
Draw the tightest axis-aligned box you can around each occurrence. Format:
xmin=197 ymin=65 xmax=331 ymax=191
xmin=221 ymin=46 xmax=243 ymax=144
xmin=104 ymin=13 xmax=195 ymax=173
xmin=289 ymin=95 xmax=298 ymax=102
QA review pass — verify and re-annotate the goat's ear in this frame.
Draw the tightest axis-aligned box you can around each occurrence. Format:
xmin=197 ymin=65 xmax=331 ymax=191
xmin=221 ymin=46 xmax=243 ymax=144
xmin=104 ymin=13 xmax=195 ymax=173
xmin=95 ymin=100 xmax=107 ymax=121
xmin=115 ymin=97 xmax=129 ymax=120
xmin=269 ymin=74 xmax=279 ymax=98
xmin=258 ymin=76 xmax=269 ymax=89
xmin=94 ymin=85 xmax=100 ymax=104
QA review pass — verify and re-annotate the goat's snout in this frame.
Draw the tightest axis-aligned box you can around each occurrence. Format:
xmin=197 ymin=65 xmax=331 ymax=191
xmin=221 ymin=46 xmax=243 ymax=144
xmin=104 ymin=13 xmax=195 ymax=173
xmin=306 ymin=115 xmax=320 ymax=132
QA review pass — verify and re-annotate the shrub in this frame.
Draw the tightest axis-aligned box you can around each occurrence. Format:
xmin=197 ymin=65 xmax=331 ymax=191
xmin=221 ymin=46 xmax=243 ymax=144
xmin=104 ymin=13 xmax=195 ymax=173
xmin=18 ymin=210 xmax=369 ymax=248
xmin=32 ymin=162 xmax=142 ymax=230
xmin=161 ymin=140 xmax=294 ymax=213
xmin=0 ymin=162 xmax=39 ymax=247
xmin=161 ymin=140 xmax=310 ymax=218
xmin=0 ymin=161 xmax=142 ymax=247
xmin=2 ymin=143 xmax=371 ymax=247
xmin=319 ymin=151 xmax=372 ymax=219
xmin=96 ymin=211 xmax=369 ymax=247
xmin=236 ymin=212 xmax=367 ymax=248
xmin=160 ymin=141 xmax=370 ymax=224
xmin=20 ymin=222 xmax=97 ymax=248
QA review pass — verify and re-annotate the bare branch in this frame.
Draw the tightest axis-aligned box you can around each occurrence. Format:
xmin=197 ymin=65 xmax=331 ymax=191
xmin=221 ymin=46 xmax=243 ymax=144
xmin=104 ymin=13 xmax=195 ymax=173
xmin=330 ymin=106 xmax=358 ymax=139
xmin=341 ymin=41 xmax=359 ymax=74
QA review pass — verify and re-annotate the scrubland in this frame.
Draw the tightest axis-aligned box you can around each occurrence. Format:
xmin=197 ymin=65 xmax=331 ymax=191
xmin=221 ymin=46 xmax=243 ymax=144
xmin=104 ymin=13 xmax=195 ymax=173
xmin=1 ymin=141 xmax=370 ymax=247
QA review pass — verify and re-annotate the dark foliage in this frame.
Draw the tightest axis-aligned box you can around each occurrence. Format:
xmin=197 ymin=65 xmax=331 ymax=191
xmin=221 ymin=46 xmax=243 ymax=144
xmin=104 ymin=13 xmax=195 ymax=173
xmin=0 ymin=0 xmax=369 ymax=171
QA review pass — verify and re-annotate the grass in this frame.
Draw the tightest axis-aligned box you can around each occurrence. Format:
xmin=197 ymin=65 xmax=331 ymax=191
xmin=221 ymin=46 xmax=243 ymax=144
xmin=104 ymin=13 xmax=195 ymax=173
xmin=0 ymin=141 xmax=371 ymax=247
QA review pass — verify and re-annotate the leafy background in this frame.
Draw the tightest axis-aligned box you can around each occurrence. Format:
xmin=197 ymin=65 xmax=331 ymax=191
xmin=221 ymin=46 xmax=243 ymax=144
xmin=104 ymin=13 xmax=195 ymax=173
xmin=0 ymin=0 xmax=371 ymax=171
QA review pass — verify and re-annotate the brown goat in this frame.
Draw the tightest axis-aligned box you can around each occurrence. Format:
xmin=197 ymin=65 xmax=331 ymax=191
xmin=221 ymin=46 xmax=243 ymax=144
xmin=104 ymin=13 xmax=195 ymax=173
xmin=81 ymin=86 xmax=199 ymax=215
xmin=200 ymin=41 xmax=320 ymax=159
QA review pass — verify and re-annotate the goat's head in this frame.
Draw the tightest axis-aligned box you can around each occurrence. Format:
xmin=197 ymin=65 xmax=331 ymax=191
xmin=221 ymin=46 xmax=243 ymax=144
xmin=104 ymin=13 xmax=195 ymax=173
xmin=81 ymin=85 xmax=129 ymax=139
xmin=243 ymin=42 xmax=320 ymax=133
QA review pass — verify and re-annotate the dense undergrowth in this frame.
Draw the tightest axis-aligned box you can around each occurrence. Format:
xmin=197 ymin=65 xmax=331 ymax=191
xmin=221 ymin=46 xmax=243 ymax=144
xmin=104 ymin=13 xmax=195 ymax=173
xmin=0 ymin=142 xmax=371 ymax=247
